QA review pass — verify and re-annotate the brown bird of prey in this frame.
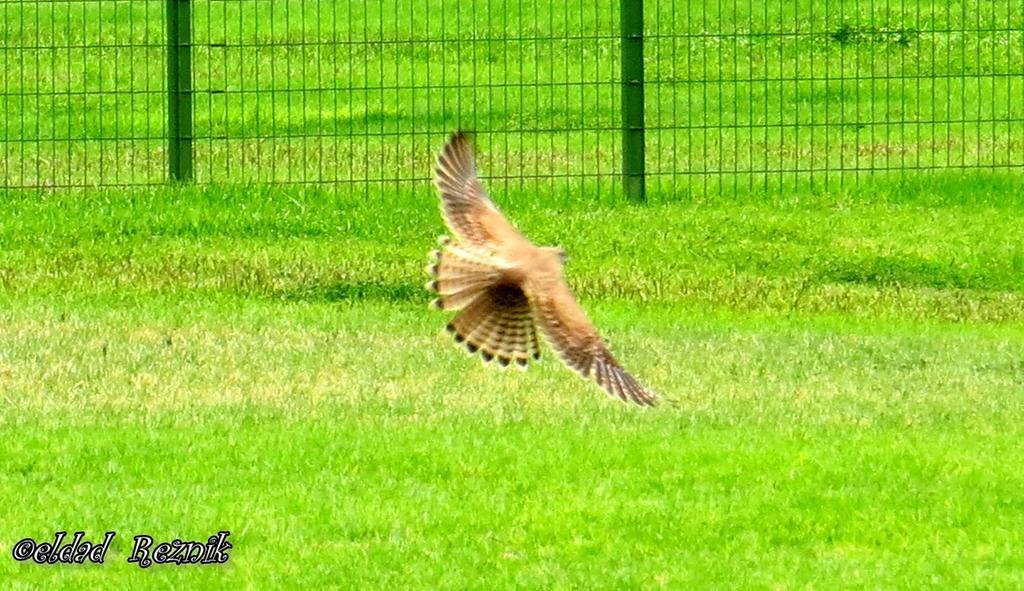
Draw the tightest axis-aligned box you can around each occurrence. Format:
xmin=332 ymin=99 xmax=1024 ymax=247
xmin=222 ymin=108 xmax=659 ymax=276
xmin=425 ymin=132 xmax=658 ymax=406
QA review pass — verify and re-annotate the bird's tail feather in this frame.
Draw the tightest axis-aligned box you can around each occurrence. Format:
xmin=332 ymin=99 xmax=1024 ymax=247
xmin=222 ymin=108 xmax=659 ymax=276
xmin=425 ymin=240 xmax=502 ymax=311
xmin=445 ymin=285 xmax=540 ymax=369
xmin=425 ymin=238 xmax=540 ymax=368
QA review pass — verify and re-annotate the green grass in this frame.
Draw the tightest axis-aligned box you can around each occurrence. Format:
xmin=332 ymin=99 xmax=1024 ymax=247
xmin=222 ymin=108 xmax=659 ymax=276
xmin=2 ymin=177 xmax=1024 ymax=587
xmin=3 ymin=0 xmax=1024 ymax=587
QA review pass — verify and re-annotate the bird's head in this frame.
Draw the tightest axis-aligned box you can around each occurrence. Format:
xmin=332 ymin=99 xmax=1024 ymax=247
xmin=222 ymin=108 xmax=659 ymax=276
xmin=542 ymin=246 xmax=570 ymax=267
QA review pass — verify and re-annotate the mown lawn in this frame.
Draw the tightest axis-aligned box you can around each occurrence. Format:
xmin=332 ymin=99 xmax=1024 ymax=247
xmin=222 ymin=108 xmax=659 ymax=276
xmin=1 ymin=175 xmax=1023 ymax=588
xmin=3 ymin=0 xmax=1024 ymax=586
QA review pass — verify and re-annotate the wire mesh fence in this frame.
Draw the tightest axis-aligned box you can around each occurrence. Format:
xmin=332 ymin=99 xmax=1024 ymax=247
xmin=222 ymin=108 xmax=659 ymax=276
xmin=2 ymin=0 xmax=1023 ymax=201
xmin=645 ymin=0 xmax=1024 ymax=198
xmin=184 ymin=0 xmax=625 ymax=201
xmin=2 ymin=1 xmax=167 ymax=190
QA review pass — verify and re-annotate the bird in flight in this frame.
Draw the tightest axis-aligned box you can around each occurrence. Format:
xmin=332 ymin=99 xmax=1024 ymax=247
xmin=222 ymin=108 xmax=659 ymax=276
xmin=425 ymin=132 xmax=659 ymax=406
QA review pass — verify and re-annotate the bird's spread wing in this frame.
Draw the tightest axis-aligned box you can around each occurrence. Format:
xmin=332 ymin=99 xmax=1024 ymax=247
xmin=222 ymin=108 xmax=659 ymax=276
xmin=433 ymin=132 xmax=528 ymax=250
xmin=530 ymin=280 xmax=658 ymax=406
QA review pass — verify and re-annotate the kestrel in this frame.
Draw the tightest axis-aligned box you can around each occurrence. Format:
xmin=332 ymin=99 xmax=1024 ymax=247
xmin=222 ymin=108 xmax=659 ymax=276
xmin=425 ymin=132 xmax=659 ymax=406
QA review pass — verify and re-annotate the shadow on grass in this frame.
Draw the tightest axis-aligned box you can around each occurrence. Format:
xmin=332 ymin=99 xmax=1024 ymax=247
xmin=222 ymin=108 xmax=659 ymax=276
xmin=815 ymin=254 xmax=1016 ymax=292
xmin=278 ymin=279 xmax=424 ymax=304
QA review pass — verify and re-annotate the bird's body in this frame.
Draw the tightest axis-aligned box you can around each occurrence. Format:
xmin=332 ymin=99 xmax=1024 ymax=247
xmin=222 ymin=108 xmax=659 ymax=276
xmin=427 ymin=132 xmax=659 ymax=406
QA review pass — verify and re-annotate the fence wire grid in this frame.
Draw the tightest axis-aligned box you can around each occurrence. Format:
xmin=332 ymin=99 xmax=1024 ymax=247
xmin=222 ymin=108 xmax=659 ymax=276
xmin=2 ymin=0 xmax=1023 ymax=201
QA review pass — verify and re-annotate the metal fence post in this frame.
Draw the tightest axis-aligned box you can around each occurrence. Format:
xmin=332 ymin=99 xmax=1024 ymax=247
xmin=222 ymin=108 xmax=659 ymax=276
xmin=620 ymin=0 xmax=645 ymax=202
xmin=166 ymin=0 xmax=193 ymax=182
